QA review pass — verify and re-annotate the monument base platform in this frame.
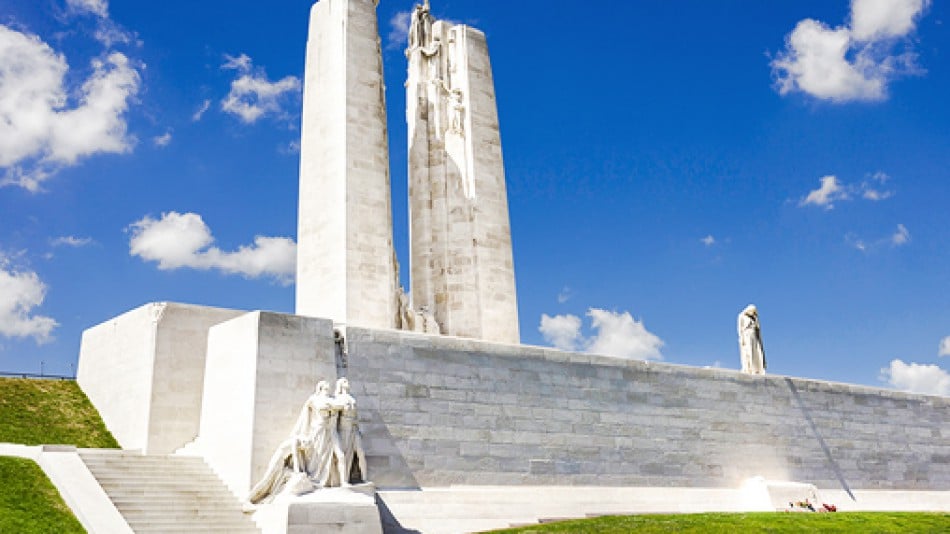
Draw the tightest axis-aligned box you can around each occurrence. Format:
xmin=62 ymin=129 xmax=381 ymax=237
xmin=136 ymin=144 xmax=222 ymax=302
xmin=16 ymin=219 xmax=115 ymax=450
xmin=253 ymin=483 xmax=382 ymax=534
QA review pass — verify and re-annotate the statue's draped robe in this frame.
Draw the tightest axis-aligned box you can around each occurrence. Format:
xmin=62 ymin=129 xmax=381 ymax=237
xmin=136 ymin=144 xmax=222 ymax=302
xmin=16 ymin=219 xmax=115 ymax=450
xmin=738 ymin=313 xmax=766 ymax=374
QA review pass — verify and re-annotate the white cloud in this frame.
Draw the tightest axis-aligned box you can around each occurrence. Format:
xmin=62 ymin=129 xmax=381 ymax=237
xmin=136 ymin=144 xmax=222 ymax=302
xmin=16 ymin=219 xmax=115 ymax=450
xmin=801 ymin=176 xmax=849 ymax=209
xmin=50 ymin=236 xmax=93 ymax=248
xmin=220 ymin=54 xmax=300 ymax=124
xmin=772 ymin=0 xmax=930 ymax=103
xmin=0 ymin=25 xmax=141 ymax=192
xmin=153 ymin=131 xmax=172 ymax=147
xmin=701 ymin=235 xmax=716 ymax=247
xmin=801 ymin=173 xmax=896 ymax=209
xmin=587 ymin=309 xmax=665 ymax=361
xmin=881 ymin=359 xmax=950 ymax=397
xmin=539 ymin=308 xmax=664 ymax=361
xmin=192 ymin=99 xmax=211 ymax=122
xmin=891 ymin=224 xmax=910 ymax=246
xmin=388 ymin=11 xmax=412 ymax=50
xmin=0 ymin=258 xmax=58 ymax=344
xmin=539 ymin=314 xmax=583 ymax=352
xmin=851 ymin=0 xmax=932 ymax=41
xmin=940 ymin=337 xmax=950 ymax=357
xmin=66 ymin=0 xmax=109 ymax=18
xmin=861 ymin=171 xmax=895 ymax=200
xmin=557 ymin=286 xmax=573 ymax=304
xmin=128 ymin=212 xmax=296 ymax=285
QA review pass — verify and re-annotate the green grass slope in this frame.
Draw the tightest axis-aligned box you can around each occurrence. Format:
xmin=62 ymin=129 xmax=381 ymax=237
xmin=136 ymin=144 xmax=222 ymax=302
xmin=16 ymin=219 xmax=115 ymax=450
xmin=0 ymin=378 xmax=118 ymax=448
xmin=496 ymin=513 xmax=950 ymax=533
xmin=0 ymin=456 xmax=86 ymax=534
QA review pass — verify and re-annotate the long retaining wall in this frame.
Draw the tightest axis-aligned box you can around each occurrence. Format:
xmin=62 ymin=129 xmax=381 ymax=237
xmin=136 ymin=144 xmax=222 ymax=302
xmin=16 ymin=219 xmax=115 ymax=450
xmin=346 ymin=327 xmax=950 ymax=492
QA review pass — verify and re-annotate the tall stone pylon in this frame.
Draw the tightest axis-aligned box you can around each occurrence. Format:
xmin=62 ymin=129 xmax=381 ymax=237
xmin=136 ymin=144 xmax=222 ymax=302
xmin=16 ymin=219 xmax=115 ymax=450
xmin=406 ymin=3 xmax=520 ymax=344
xmin=296 ymin=0 xmax=399 ymax=329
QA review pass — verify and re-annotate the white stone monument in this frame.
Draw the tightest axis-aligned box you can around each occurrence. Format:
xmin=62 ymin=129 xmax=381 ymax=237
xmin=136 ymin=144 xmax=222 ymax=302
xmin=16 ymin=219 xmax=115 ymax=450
xmin=738 ymin=304 xmax=766 ymax=375
xmin=406 ymin=1 xmax=521 ymax=344
xmin=296 ymin=0 xmax=400 ymax=331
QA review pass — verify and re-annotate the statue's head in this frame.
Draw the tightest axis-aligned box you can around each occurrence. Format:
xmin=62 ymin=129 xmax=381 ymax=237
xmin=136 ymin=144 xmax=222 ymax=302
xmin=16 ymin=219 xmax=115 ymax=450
xmin=743 ymin=304 xmax=758 ymax=317
xmin=336 ymin=377 xmax=350 ymax=395
xmin=316 ymin=380 xmax=330 ymax=395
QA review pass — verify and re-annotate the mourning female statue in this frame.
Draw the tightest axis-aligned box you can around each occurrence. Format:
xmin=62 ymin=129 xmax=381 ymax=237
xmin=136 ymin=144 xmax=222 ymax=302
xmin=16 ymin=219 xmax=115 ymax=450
xmin=737 ymin=305 xmax=766 ymax=375
xmin=247 ymin=380 xmax=345 ymax=504
xmin=334 ymin=378 xmax=368 ymax=485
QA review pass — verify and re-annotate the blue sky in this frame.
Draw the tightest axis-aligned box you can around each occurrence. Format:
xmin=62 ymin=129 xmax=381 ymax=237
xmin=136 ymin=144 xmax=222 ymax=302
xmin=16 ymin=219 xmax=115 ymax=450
xmin=1 ymin=0 xmax=948 ymax=395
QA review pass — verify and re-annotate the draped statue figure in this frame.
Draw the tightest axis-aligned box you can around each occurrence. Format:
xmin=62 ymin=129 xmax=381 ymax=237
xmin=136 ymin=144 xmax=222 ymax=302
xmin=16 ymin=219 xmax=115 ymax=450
xmin=247 ymin=380 xmax=352 ymax=505
xmin=738 ymin=305 xmax=766 ymax=375
xmin=334 ymin=378 xmax=368 ymax=485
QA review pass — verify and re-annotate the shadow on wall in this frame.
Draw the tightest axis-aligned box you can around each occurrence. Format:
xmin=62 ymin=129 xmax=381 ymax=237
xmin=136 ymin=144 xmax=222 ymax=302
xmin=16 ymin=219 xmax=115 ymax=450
xmin=786 ymin=378 xmax=856 ymax=501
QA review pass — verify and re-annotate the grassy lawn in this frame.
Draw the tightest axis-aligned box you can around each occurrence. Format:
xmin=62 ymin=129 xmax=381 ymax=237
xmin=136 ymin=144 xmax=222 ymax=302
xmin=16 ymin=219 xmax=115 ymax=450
xmin=496 ymin=512 xmax=950 ymax=533
xmin=0 ymin=456 xmax=86 ymax=533
xmin=0 ymin=378 xmax=118 ymax=448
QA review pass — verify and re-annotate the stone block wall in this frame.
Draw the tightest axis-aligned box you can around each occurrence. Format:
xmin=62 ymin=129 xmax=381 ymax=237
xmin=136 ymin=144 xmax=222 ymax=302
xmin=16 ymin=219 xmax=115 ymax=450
xmin=345 ymin=327 xmax=950 ymax=492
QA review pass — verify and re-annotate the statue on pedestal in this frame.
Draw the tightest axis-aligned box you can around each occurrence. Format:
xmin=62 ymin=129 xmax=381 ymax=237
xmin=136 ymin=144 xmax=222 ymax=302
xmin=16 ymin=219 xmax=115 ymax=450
xmin=738 ymin=305 xmax=766 ymax=375
xmin=247 ymin=379 xmax=368 ymax=505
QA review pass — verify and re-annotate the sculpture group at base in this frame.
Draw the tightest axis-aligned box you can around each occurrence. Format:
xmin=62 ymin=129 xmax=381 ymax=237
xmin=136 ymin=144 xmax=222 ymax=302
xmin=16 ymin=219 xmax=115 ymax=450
xmin=738 ymin=305 xmax=766 ymax=375
xmin=248 ymin=378 xmax=367 ymax=505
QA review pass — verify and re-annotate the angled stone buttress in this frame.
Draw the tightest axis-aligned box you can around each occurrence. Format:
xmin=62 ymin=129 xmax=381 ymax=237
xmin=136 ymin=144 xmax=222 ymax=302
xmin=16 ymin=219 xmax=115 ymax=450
xmin=406 ymin=3 xmax=521 ymax=344
xmin=297 ymin=0 xmax=399 ymax=330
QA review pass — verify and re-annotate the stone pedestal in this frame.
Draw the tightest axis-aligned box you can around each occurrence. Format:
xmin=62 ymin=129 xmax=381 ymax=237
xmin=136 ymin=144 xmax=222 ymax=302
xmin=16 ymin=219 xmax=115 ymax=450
xmin=197 ymin=311 xmax=337 ymax=498
xmin=253 ymin=484 xmax=383 ymax=534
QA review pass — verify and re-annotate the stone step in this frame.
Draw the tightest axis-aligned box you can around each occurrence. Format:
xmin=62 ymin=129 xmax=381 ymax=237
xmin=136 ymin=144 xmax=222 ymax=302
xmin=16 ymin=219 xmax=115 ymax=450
xmin=80 ymin=452 xmax=260 ymax=533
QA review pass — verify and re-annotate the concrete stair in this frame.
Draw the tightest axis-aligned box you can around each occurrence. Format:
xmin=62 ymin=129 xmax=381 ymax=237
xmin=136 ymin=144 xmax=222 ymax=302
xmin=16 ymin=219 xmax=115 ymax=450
xmin=78 ymin=449 xmax=260 ymax=533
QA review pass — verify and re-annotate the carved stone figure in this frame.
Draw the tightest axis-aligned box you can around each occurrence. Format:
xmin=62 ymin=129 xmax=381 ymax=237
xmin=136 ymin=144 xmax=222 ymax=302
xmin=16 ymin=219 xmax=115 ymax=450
xmin=334 ymin=378 xmax=367 ymax=485
xmin=738 ymin=305 xmax=766 ymax=375
xmin=247 ymin=381 xmax=347 ymax=504
xmin=408 ymin=1 xmax=434 ymax=52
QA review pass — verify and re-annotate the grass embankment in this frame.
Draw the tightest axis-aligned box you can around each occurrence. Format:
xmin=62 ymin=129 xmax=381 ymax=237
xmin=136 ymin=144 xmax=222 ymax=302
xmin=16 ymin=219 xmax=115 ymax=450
xmin=0 ymin=456 xmax=85 ymax=534
xmin=0 ymin=378 xmax=118 ymax=448
xmin=496 ymin=512 xmax=950 ymax=533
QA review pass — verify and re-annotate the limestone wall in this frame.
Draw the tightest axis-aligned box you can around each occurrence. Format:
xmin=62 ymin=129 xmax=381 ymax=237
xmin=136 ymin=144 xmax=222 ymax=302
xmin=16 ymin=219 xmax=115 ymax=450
xmin=77 ymin=303 xmax=243 ymax=454
xmin=345 ymin=327 xmax=950 ymax=492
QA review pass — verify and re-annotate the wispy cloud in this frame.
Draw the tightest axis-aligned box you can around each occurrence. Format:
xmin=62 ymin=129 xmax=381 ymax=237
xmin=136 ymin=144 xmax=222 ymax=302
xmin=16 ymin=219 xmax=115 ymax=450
xmin=800 ymin=173 xmax=895 ymax=209
xmin=153 ymin=131 xmax=173 ymax=147
xmin=0 ymin=255 xmax=58 ymax=344
xmin=128 ymin=211 xmax=297 ymax=285
xmin=701 ymin=235 xmax=717 ymax=247
xmin=387 ymin=11 xmax=412 ymax=50
xmin=0 ymin=26 xmax=141 ymax=192
xmin=940 ymin=337 xmax=950 ymax=357
xmin=50 ymin=236 xmax=93 ymax=248
xmin=557 ymin=286 xmax=573 ymax=304
xmin=540 ymin=308 xmax=664 ymax=361
xmin=772 ymin=0 xmax=931 ymax=103
xmin=849 ymin=224 xmax=911 ymax=252
xmin=881 ymin=359 xmax=950 ymax=397
xmin=192 ymin=99 xmax=211 ymax=122
xmin=220 ymin=54 xmax=300 ymax=124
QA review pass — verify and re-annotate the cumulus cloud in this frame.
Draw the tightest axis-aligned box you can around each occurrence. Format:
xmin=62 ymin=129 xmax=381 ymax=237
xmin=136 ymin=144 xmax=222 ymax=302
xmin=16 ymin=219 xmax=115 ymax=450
xmin=0 ymin=258 xmax=58 ymax=344
xmin=772 ymin=0 xmax=930 ymax=103
xmin=539 ymin=314 xmax=583 ymax=352
xmin=940 ymin=337 xmax=950 ymax=357
xmin=881 ymin=359 xmax=950 ymax=397
xmin=539 ymin=308 xmax=664 ymax=361
xmin=0 ymin=25 xmax=141 ymax=192
xmin=128 ymin=212 xmax=296 ymax=284
xmin=388 ymin=11 xmax=412 ymax=49
xmin=220 ymin=54 xmax=300 ymax=124
xmin=800 ymin=173 xmax=895 ymax=209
